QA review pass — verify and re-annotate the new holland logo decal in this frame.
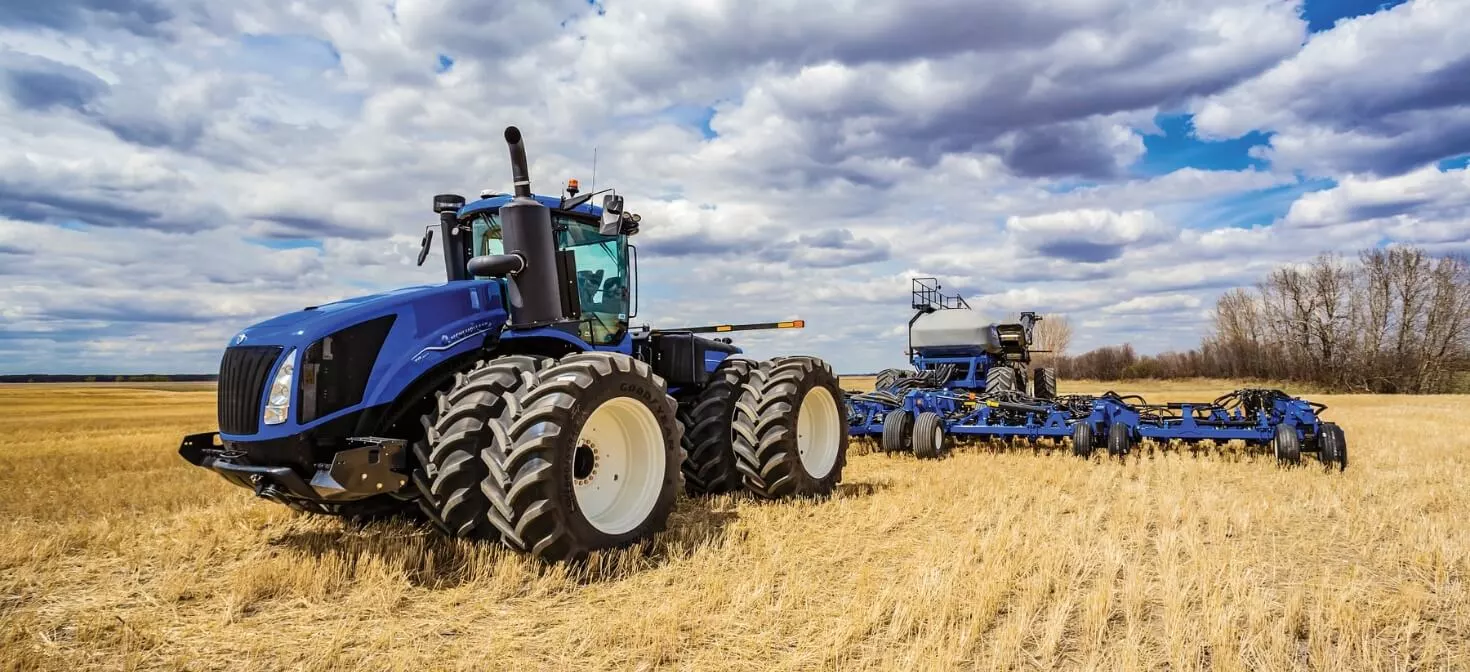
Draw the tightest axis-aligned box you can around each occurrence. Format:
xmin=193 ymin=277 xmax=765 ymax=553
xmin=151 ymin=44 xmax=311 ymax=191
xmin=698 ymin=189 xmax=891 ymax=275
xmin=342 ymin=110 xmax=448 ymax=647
xmin=410 ymin=320 xmax=495 ymax=362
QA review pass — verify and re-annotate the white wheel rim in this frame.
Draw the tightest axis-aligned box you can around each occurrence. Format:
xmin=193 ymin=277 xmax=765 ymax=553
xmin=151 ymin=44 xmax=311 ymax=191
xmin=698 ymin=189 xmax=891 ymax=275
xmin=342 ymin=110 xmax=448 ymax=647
xmin=572 ymin=397 xmax=666 ymax=535
xmin=932 ymin=426 xmax=943 ymax=452
xmin=797 ymin=386 xmax=841 ymax=478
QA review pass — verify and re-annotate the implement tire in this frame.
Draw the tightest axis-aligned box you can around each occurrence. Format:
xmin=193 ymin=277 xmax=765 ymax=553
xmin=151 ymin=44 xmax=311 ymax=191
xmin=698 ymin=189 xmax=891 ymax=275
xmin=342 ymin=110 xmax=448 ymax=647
xmin=484 ymin=352 xmax=683 ymax=563
xmin=1273 ymin=424 xmax=1302 ymax=466
xmin=985 ymin=366 xmax=1017 ymax=394
xmin=880 ymin=409 xmax=912 ymax=453
xmin=1317 ymin=422 xmax=1347 ymax=471
xmin=679 ymin=357 xmax=758 ymax=496
xmin=412 ymin=355 xmax=546 ymax=540
xmin=732 ymin=356 xmax=848 ymax=499
xmin=1071 ymin=422 xmax=1094 ymax=458
xmin=1106 ymin=422 xmax=1132 ymax=457
xmin=912 ymin=411 xmax=945 ymax=460
xmin=1033 ymin=368 xmax=1057 ymax=400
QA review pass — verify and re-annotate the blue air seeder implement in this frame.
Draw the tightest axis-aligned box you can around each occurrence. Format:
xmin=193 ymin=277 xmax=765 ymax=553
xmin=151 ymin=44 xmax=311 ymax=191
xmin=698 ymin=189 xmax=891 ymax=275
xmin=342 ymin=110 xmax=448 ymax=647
xmin=845 ymin=278 xmax=1348 ymax=469
xmin=179 ymin=126 xmax=849 ymax=563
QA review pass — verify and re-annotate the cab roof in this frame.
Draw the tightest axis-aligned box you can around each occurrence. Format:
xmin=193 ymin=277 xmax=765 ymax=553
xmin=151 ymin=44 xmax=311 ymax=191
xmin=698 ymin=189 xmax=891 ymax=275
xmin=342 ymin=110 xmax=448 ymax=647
xmin=457 ymin=193 xmax=602 ymax=219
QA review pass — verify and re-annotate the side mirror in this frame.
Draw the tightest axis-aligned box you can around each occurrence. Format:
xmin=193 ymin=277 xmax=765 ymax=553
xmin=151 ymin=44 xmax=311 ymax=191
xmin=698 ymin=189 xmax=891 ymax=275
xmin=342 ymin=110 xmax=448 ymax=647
xmin=600 ymin=194 xmax=624 ymax=236
xmin=416 ymin=226 xmax=434 ymax=266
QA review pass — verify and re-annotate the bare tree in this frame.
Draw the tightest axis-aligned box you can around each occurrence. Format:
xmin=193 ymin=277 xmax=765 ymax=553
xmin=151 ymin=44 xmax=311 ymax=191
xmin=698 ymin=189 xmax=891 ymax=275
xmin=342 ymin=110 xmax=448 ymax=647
xmin=1056 ymin=245 xmax=1470 ymax=393
xmin=1031 ymin=314 xmax=1074 ymax=372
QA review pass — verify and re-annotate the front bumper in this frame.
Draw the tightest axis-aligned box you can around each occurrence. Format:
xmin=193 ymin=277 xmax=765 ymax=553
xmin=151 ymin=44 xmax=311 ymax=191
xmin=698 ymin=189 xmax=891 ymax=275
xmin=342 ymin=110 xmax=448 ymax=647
xmin=178 ymin=432 xmax=410 ymax=504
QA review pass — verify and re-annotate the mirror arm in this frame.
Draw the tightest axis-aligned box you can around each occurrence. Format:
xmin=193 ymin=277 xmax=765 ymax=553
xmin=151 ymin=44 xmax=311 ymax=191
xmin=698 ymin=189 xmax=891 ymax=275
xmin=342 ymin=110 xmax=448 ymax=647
xmin=416 ymin=225 xmax=435 ymax=267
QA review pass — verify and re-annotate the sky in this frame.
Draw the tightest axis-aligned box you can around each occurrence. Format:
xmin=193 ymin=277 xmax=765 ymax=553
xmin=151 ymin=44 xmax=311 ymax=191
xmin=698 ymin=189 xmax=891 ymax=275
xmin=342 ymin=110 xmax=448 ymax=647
xmin=1 ymin=0 xmax=1468 ymax=375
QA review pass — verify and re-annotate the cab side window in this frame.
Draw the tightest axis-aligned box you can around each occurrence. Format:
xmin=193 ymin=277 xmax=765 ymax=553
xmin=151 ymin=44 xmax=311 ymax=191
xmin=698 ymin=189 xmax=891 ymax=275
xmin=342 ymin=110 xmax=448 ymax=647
xmin=557 ymin=217 xmax=628 ymax=345
xmin=472 ymin=212 xmax=504 ymax=257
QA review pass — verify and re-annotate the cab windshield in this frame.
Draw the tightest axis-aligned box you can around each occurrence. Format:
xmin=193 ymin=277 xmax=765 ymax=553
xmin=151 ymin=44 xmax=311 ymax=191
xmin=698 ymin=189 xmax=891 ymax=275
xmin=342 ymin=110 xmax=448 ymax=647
xmin=471 ymin=211 xmax=629 ymax=345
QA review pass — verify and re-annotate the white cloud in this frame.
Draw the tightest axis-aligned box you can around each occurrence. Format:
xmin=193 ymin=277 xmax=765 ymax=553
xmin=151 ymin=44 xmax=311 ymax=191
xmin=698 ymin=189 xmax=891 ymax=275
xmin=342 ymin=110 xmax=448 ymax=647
xmin=1193 ymin=0 xmax=1470 ymax=176
xmin=1284 ymin=164 xmax=1470 ymax=229
xmin=1 ymin=0 xmax=1468 ymax=375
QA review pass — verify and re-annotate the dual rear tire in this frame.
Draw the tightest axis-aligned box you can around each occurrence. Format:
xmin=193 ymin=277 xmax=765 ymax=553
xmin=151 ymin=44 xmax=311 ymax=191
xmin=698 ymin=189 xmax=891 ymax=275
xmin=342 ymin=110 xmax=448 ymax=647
xmin=730 ymin=356 xmax=847 ymax=499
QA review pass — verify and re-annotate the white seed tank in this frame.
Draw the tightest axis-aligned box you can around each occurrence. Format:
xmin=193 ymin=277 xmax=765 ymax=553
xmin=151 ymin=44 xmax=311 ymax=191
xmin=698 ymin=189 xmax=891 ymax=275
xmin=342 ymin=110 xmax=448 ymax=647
xmin=910 ymin=308 xmax=1002 ymax=353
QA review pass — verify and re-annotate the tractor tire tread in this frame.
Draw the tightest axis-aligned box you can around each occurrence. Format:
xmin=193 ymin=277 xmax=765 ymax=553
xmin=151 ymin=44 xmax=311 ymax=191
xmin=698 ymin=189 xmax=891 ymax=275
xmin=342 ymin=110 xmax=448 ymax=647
xmin=679 ymin=357 xmax=758 ymax=496
xmin=985 ymin=366 xmax=1017 ymax=394
xmin=1034 ymin=368 xmax=1057 ymax=400
xmin=413 ymin=355 xmax=545 ymax=541
xmin=483 ymin=351 xmax=683 ymax=563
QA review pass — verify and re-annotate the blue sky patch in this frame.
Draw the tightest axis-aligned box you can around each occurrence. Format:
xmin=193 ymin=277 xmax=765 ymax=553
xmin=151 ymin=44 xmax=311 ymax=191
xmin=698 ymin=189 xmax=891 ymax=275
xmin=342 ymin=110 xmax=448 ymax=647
xmin=1041 ymin=180 xmax=1101 ymax=194
xmin=238 ymin=34 xmax=342 ymax=74
xmin=436 ymin=54 xmax=454 ymax=73
xmin=245 ymin=237 xmax=325 ymax=251
xmin=1301 ymin=0 xmax=1407 ymax=33
xmin=1133 ymin=114 xmax=1271 ymax=177
xmin=1184 ymin=177 xmax=1337 ymax=230
xmin=1437 ymin=154 xmax=1469 ymax=172
xmin=659 ymin=104 xmax=718 ymax=139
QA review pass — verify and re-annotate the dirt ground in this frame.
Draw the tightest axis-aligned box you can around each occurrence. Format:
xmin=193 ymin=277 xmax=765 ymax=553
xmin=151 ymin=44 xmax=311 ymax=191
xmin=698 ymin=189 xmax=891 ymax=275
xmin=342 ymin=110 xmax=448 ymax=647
xmin=1 ymin=380 xmax=1466 ymax=670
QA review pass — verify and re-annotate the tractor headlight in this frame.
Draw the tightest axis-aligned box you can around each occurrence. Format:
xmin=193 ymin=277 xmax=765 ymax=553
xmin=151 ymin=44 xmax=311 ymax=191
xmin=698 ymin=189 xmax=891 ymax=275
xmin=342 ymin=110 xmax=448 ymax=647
xmin=262 ymin=348 xmax=297 ymax=425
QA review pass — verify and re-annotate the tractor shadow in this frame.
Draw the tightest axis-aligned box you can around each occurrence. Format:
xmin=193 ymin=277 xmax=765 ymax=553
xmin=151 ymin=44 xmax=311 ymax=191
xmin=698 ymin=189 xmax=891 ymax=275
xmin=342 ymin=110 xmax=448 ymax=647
xmin=835 ymin=480 xmax=891 ymax=497
xmin=265 ymin=495 xmax=746 ymax=589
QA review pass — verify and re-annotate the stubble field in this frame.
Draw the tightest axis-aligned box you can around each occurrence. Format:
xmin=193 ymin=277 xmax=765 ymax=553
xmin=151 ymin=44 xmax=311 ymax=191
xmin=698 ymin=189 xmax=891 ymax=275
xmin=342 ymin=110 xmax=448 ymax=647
xmin=1 ymin=380 xmax=1467 ymax=671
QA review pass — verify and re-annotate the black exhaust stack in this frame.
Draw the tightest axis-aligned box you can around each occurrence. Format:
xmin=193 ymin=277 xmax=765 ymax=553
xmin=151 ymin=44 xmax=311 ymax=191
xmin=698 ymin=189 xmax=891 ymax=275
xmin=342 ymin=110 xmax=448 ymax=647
xmin=465 ymin=126 xmax=569 ymax=327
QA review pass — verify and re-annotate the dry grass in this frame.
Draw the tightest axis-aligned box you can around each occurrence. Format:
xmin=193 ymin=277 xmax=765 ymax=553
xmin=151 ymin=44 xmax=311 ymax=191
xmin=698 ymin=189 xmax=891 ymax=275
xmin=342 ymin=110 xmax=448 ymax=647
xmin=2 ymin=381 xmax=1467 ymax=671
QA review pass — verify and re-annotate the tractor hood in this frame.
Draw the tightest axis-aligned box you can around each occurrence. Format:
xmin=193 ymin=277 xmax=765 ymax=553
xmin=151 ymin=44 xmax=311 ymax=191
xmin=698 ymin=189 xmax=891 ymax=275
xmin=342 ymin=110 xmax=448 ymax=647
xmin=228 ymin=281 xmax=506 ymax=348
xmin=215 ymin=279 xmax=511 ymax=442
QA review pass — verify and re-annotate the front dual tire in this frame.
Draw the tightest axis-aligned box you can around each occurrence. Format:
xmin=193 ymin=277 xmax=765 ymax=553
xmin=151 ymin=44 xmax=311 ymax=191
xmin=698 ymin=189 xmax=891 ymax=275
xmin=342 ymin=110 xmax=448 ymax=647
xmin=413 ymin=352 xmax=683 ymax=563
xmin=416 ymin=351 xmax=846 ymax=564
xmin=482 ymin=352 xmax=684 ymax=563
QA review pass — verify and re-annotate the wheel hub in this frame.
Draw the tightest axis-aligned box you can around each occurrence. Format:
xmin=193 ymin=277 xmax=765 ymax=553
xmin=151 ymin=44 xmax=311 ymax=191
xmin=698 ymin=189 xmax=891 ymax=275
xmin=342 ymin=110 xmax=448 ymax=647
xmin=796 ymin=386 xmax=841 ymax=479
xmin=573 ymin=442 xmax=599 ymax=484
xmin=571 ymin=396 xmax=666 ymax=535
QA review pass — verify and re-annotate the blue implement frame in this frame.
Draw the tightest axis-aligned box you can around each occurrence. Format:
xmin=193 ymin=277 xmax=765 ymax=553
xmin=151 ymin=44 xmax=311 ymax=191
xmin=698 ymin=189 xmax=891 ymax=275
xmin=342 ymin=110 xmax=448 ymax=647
xmin=846 ymin=384 xmax=1345 ymax=469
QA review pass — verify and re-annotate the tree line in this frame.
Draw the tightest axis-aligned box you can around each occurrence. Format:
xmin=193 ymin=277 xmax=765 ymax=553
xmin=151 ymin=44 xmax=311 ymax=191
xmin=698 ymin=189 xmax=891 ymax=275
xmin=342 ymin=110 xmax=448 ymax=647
xmin=1046 ymin=246 xmax=1470 ymax=393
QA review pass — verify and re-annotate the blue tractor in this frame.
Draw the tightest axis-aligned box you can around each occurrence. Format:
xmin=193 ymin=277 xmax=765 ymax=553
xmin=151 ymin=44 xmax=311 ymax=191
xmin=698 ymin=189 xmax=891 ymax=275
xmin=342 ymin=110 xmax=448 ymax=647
xmin=179 ymin=126 xmax=849 ymax=563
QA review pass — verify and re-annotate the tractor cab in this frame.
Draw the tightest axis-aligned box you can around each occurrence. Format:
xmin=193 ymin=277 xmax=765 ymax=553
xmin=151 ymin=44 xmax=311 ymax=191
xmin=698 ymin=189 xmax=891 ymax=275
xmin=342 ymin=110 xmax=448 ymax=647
xmin=421 ymin=179 xmax=643 ymax=348
xmin=463 ymin=196 xmax=636 ymax=346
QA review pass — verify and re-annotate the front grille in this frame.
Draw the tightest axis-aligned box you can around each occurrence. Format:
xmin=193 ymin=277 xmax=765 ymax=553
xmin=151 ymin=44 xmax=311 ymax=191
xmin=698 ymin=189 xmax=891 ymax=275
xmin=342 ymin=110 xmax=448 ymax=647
xmin=297 ymin=316 xmax=396 ymax=425
xmin=218 ymin=345 xmax=285 ymax=435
